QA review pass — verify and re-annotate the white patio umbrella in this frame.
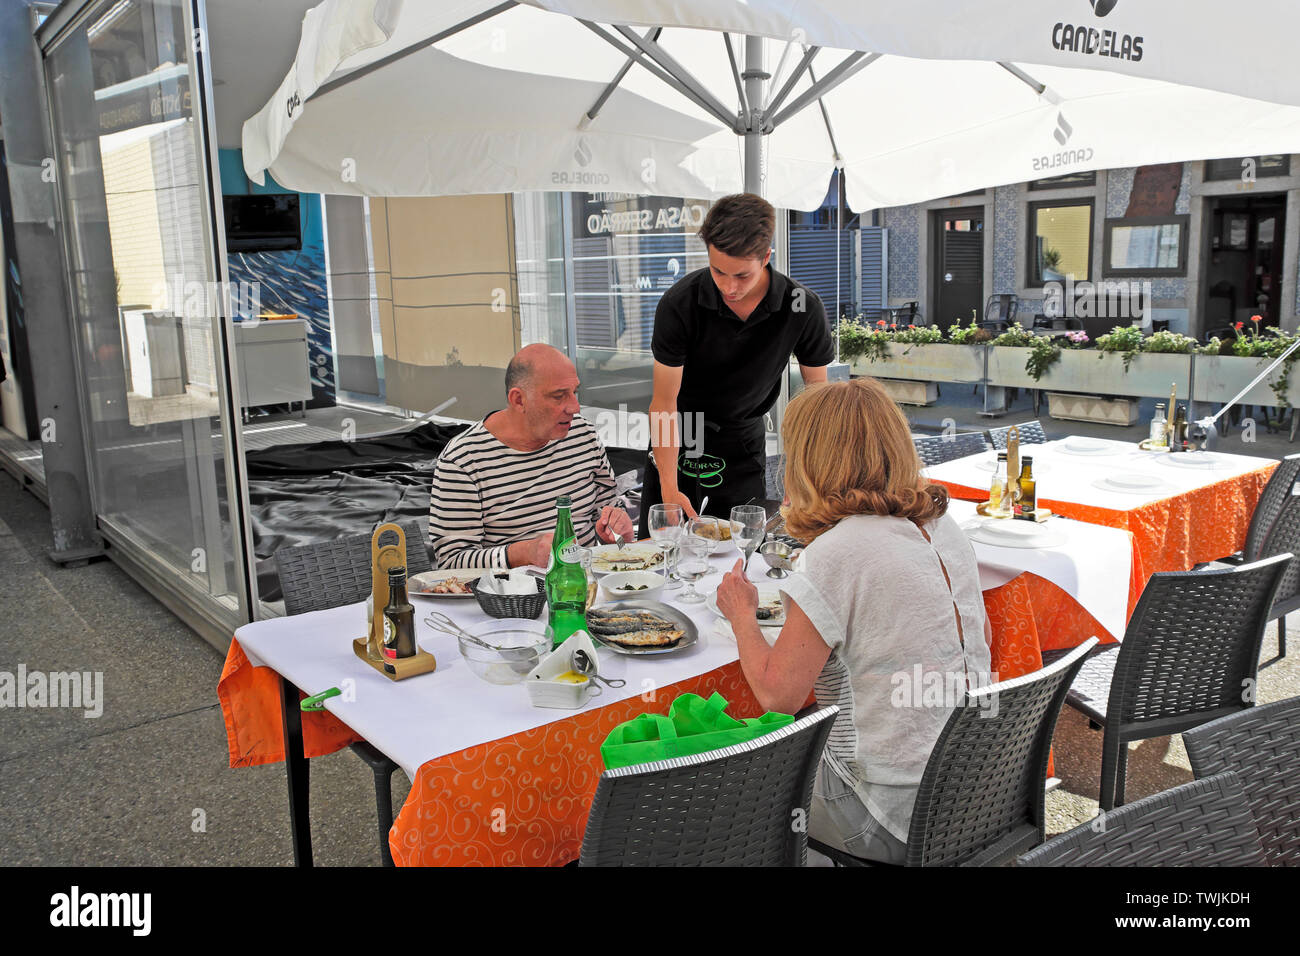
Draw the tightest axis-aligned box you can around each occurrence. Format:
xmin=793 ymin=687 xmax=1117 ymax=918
xmin=243 ymin=0 xmax=1300 ymax=210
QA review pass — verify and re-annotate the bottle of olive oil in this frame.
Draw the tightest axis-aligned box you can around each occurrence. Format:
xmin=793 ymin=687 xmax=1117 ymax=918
xmin=1015 ymin=456 xmax=1036 ymax=519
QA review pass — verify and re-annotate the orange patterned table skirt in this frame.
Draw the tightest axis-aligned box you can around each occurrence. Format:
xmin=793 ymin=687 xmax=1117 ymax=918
xmin=935 ymin=464 xmax=1273 ymax=584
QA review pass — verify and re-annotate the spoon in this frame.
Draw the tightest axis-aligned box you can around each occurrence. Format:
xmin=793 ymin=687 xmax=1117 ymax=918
xmin=571 ymin=648 xmax=626 ymax=688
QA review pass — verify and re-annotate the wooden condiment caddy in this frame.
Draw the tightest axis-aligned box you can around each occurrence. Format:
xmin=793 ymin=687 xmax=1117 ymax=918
xmin=356 ymin=523 xmax=436 ymax=681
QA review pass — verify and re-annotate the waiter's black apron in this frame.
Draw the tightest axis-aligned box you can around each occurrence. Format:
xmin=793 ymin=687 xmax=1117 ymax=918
xmin=637 ymin=414 xmax=767 ymax=538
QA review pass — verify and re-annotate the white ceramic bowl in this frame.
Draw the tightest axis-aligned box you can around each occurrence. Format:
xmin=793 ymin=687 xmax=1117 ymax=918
xmin=600 ymin=570 xmax=666 ymax=604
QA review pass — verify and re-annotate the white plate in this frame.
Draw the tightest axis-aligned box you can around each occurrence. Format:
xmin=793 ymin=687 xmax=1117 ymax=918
xmin=1152 ymin=452 xmax=1220 ymax=468
xmin=1056 ymin=438 xmax=1118 ymax=456
xmin=1091 ymin=474 xmax=1171 ymax=495
xmin=589 ymin=543 xmax=666 ymax=575
xmin=705 ymin=589 xmax=785 ymax=627
xmin=408 ymin=570 xmax=482 ymax=598
xmin=964 ymin=519 xmax=1066 ymax=549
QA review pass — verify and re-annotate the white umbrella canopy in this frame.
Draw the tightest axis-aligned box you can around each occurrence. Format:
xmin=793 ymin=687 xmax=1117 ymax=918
xmin=243 ymin=0 xmax=1300 ymax=210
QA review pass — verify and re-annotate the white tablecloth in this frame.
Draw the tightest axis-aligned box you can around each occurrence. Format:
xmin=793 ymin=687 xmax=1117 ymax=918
xmin=924 ymin=437 xmax=1276 ymax=511
xmin=946 ymin=499 xmax=1132 ymax=640
xmin=235 ymin=545 xmax=765 ymax=779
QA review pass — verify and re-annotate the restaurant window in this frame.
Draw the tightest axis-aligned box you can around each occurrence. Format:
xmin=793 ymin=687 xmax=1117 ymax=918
xmin=1028 ymin=200 xmax=1093 ymax=285
xmin=1103 ymin=215 xmax=1189 ymax=277
xmin=1204 ymin=155 xmax=1291 ymax=182
xmin=1028 ymin=171 xmax=1097 ymax=191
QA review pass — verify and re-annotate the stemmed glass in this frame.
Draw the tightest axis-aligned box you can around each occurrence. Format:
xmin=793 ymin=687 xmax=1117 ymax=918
xmin=647 ymin=503 xmax=685 ymax=590
xmin=688 ymin=516 xmax=721 ymax=557
xmin=675 ymin=534 xmax=711 ymax=604
xmin=730 ymin=505 xmax=767 ymax=573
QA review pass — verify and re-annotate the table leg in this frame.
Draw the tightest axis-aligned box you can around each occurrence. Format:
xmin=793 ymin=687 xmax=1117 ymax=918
xmin=280 ymin=675 xmax=314 ymax=867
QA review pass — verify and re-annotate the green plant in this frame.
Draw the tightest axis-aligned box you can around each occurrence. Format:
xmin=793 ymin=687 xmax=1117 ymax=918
xmin=947 ymin=318 xmax=983 ymax=344
xmin=1140 ymin=330 xmax=1198 ymax=354
xmin=892 ymin=325 xmax=943 ymax=347
xmin=991 ymin=322 xmax=1035 ymax=348
xmin=1095 ymin=324 xmax=1145 ymax=370
xmin=834 ymin=316 xmax=874 ymax=362
xmin=1025 ymin=336 xmax=1062 ymax=382
xmin=1042 ymin=248 xmax=1062 ymax=272
xmin=1195 ymin=336 xmax=1223 ymax=356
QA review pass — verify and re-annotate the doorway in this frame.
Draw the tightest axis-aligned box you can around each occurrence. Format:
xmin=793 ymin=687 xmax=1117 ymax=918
xmin=931 ymin=207 xmax=985 ymax=331
xmin=1202 ymin=194 xmax=1288 ymax=336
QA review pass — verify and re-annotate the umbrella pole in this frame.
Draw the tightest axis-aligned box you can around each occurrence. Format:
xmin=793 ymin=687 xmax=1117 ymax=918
xmin=743 ymin=35 xmax=765 ymax=195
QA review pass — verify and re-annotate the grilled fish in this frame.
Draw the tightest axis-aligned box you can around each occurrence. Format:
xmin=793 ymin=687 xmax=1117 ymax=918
xmin=597 ymin=628 xmax=685 ymax=648
xmin=586 ymin=609 xmax=679 ymax=634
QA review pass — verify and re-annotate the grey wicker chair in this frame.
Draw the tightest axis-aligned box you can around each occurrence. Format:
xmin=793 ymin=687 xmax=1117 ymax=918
xmin=1062 ymin=554 xmax=1291 ymax=811
xmin=987 ymin=420 xmax=1049 ymax=449
xmin=1017 ymin=771 xmax=1267 ymax=867
xmin=274 ymin=519 xmax=432 ymax=867
xmin=578 ymin=706 xmax=837 ymax=866
xmin=1246 ymin=492 xmax=1300 ymax=668
xmin=1183 ymin=695 xmax=1300 ymax=866
xmin=913 ymin=432 xmax=990 ymax=468
xmin=810 ymin=638 xmax=1098 ymax=867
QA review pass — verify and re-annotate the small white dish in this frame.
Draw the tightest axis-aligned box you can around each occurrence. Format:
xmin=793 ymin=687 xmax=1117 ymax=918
xmin=1057 ymin=438 xmax=1117 ymax=456
xmin=600 ymin=569 xmax=666 ymax=604
xmin=526 ymin=631 xmax=602 ymax=709
xmin=1092 ymin=474 xmax=1170 ymax=495
xmin=1153 ymin=452 xmax=1220 ymax=468
xmin=964 ymin=518 xmax=1066 ymax=549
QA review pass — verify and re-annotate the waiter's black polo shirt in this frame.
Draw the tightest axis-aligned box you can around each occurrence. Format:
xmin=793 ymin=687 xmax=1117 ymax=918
xmin=651 ymin=264 xmax=834 ymax=424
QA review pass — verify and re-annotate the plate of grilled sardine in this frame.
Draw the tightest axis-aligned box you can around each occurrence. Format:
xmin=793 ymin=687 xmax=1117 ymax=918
xmin=583 ymin=602 xmax=698 ymax=655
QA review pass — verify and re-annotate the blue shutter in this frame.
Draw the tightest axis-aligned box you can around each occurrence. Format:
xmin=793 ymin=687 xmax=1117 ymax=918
xmin=788 ymin=227 xmax=855 ymax=318
xmin=858 ymin=226 xmax=887 ymax=318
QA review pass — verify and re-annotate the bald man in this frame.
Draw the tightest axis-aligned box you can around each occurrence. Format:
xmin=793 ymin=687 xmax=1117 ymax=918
xmin=428 ymin=344 xmax=634 ymax=568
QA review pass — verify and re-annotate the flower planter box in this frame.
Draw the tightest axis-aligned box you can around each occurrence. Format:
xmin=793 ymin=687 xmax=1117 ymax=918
xmin=1192 ymin=354 xmax=1299 ymax=409
xmin=1015 ymin=349 xmax=1193 ymax=399
xmin=1046 ymin=392 xmax=1140 ymax=426
xmin=875 ymin=378 xmax=939 ymax=406
xmin=849 ymin=343 xmax=984 ymax=384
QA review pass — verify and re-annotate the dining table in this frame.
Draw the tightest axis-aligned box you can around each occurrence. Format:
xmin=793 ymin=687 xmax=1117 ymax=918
xmin=215 ymin=487 xmax=1151 ymax=866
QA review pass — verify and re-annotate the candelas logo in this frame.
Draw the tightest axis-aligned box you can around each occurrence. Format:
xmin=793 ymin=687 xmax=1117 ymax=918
xmin=1051 ymin=1 xmax=1142 ymax=62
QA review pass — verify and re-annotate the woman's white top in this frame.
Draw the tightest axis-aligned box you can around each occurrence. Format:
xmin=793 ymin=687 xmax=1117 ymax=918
xmin=780 ymin=511 xmax=992 ymax=843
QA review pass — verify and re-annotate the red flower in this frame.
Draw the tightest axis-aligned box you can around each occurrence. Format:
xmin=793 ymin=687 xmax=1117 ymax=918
xmin=889 ymin=323 xmax=898 ymax=330
xmin=876 ymin=320 xmax=886 ymax=328
xmin=908 ymin=324 xmax=916 ymax=330
xmin=1251 ymin=314 xmax=1262 ymax=324
xmin=1235 ymin=321 xmax=1244 ymax=331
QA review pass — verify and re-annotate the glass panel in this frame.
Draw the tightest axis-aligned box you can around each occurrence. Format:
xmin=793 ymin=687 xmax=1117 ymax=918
xmin=1029 ymin=171 xmax=1097 ymax=190
xmin=1107 ymin=221 xmax=1183 ymax=271
xmin=46 ymin=0 xmax=241 ymax=626
xmin=1205 ymin=155 xmax=1290 ymax=181
xmin=1031 ymin=203 xmax=1091 ymax=283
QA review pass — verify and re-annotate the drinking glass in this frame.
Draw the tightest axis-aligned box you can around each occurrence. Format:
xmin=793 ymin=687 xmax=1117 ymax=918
xmin=730 ymin=505 xmax=767 ymax=573
xmin=688 ymin=516 xmax=721 ymax=557
xmin=647 ymin=503 xmax=685 ymax=590
xmin=675 ymin=535 xmax=710 ymax=604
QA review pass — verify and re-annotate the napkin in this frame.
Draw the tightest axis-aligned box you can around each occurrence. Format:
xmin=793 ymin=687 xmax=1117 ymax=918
xmin=479 ymin=568 xmax=536 ymax=595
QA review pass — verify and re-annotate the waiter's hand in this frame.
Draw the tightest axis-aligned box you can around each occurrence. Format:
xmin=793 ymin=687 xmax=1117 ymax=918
xmin=663 ymin=489 xmax=698 ymax=519
xmin=716 ymin=558 xmax=759 ymax=626
xmin=595 ymin=506 xmax=634 ymax=543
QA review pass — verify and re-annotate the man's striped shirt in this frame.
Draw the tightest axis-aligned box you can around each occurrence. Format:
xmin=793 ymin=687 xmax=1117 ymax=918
xmin=428 ymin=414 xmax=616 ymax=568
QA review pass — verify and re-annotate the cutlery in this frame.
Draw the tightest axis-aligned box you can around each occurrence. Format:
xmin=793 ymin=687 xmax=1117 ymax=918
xmin=571 ymin=648 xmax=626 ymax=689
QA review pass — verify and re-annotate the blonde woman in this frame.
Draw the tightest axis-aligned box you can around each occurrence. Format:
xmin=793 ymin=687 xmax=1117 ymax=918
xmin=715 ymin=378 xmax=992 ymax=864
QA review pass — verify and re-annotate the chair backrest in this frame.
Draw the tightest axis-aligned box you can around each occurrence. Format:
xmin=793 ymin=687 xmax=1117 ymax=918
xmin=1256 ymin=494 xmax=1300 ymax=618
xmin=906 ymin=638 xmax=1098 ymax=867
xmin=578 ymin=707 xmax=837 ymax=866
xmin=1016 ymin=771 xmax=1267 ymax=866
xmin=1243 ymin=453 xmax=1300 ymax=562
xmin=983 ymin=293 xmax=1018 ymax=324
xmin=1107 ymin=554 xmax=1290 ymax=734
xmin=913 ymin=432 xmax=990 ymax=467
xmin=275 ymin=519 xmax=432 ymax=616
xmin=1183 ymin=695 xmax=1300 ymax=866
xmin=987 ymin=420 xmax=1048 ymax=449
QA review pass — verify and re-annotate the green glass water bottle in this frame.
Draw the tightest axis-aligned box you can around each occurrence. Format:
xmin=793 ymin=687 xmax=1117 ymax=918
xmin=545 ymin=495 xmax=588 ymax=648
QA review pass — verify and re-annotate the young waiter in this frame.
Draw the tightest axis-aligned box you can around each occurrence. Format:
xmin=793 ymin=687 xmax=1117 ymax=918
xmin=639 ymin=193 xmax=834 ymax=536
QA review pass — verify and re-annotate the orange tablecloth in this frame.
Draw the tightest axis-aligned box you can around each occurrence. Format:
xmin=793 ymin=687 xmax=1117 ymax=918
xmin=935 ymin=464 xmax=1273 ymax=585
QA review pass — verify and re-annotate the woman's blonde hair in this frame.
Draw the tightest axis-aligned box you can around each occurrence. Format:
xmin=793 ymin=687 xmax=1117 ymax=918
xmin=782 ymin=378 xmax=948 ymax=542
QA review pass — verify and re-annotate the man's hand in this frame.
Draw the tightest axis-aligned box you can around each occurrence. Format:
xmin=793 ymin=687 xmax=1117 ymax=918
xmin=595 ymin=506 xmax=635 ymax=543
xmin=508 ymin=532 xmax=554 ymax=568
xmin=662 ymin=489 xmax=698 ymax=520
xmin=716 ymin=558 xmax=759 ymax=626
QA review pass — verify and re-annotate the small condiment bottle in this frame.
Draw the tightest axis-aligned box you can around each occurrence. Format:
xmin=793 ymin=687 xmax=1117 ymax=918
xmin=989 ymin=452 xmax=1007 ymax=513
xmin=1016 ymin=456 xmax=1036 ymax=519
xmin=1149 ymin=403 xmax=1167 ymax=447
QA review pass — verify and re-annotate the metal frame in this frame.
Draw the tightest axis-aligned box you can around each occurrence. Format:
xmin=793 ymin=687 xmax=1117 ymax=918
xmin=1102 ymin=214 xmax=1191 ymax=278
xmin=1026 ymin=196 xmax=1095 ymax=286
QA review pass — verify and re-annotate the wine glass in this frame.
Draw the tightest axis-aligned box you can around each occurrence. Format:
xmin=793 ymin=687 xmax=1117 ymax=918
xmin=730 ymin=505 xmax=767 ymax=573
xmin=647 ymin=503 xmax=684 ymax=590
xmin=675 ymin=534 xmax=710 ymax=604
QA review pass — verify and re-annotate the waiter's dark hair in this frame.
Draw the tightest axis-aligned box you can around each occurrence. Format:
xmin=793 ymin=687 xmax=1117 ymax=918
xmin=700 ymin=193 xmax=774 ymax=260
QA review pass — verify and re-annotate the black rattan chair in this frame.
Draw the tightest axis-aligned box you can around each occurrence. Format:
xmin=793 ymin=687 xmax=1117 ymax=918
xmin=1213 ymin=453 xmax=1300 ymax=567
xmin=579 ymin=707 xmax=837 ymax=866
xmin=1016 ymin=771 xmax=1267 ymax=867
xmin=1062 ymin=554 xmax=1291 ymax=811
xmin=274 ymin=519 xmax=432 ymax=867
xmin=987 ymin=420 xmax=1049 ymax=449
xmin=913 ymin=432 xmax=990 ymax=467
xmin=1183 ymin=695 xmax=1300 ymax=866
xmin=811 ymin=638 xmax=1098 ymax=867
